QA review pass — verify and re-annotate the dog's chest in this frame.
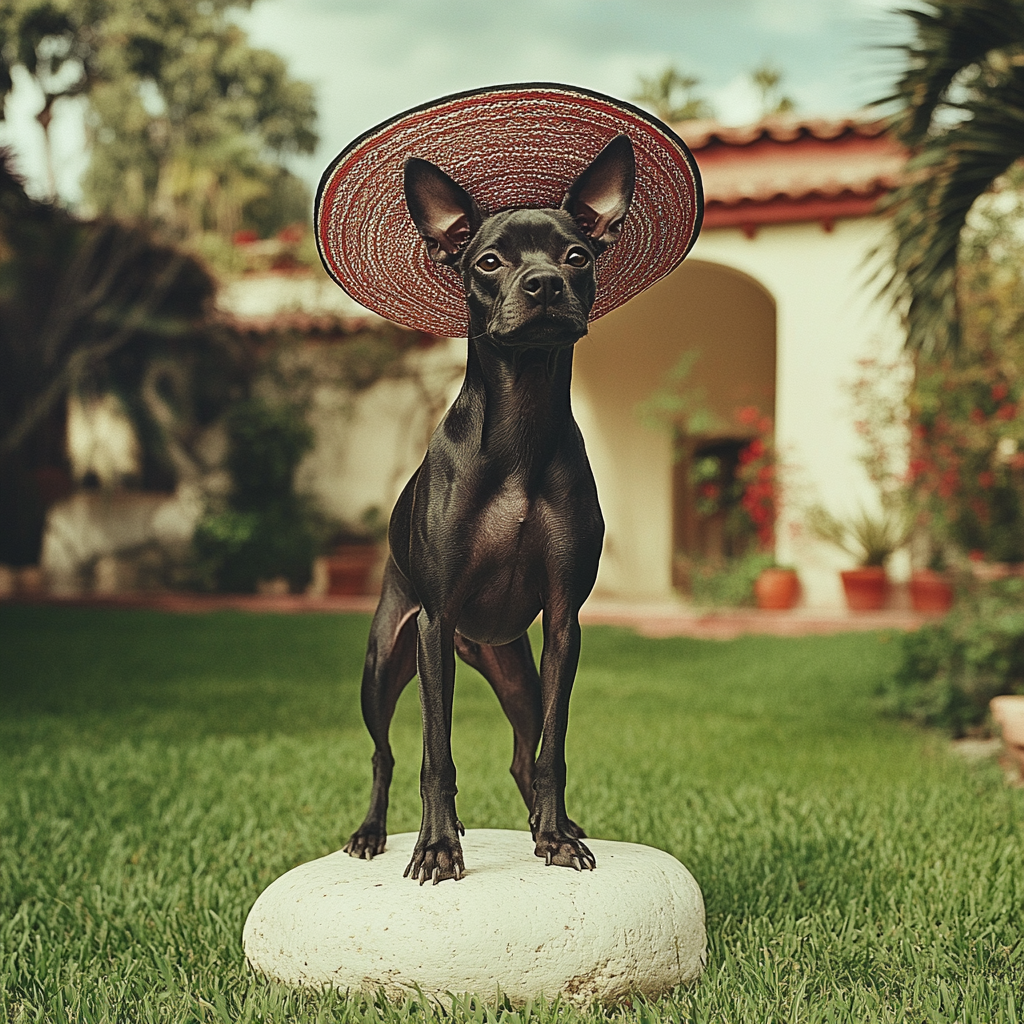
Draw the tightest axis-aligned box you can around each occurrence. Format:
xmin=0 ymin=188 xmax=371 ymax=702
xmin=466 ymin=473 xmax=600 ymax=585
xmin=467 ymin=481 xmax=539 ymax=565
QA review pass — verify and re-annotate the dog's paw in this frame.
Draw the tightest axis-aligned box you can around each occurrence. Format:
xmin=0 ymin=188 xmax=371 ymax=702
xmin=344 ymin=827 xmax=387 ymax=860
xmin=403 ymin=835 xmax=465 ymax=885
xmin=534 ymin=832 xmax=596 ymax=871
xmin=530 ymin=812 xmax=586 ymax=841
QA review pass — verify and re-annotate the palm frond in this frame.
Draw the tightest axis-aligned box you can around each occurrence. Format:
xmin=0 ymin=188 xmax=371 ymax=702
xmin=884 ymin=0 xmax=1024 ymax=145
xmin=878 ymin=0 xmax=1024 ymax=355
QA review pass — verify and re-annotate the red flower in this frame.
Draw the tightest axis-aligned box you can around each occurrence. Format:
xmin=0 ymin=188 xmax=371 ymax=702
xmin=736 ymin=405 xmax=760 ymax=426
xmin=978 ymin=471 xmax=995 ymax=488
xmin=970 ymin=408 xmax=986 ymax=425
xmin=992 ymin=383 xmax=1009 ymax=402
xmin=938 ymin=470 xmax=958 ymax=499
xmin=997 ymin=403 xmax=1017 ymax=421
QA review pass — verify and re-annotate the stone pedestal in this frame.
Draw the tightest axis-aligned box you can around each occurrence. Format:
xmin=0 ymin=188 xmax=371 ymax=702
xmin=243 ymin=829 xmax=705 ymax=1005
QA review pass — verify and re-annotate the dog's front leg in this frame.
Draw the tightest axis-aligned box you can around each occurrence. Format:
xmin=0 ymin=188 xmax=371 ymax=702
xmin=405 ymin=609 xmax=465 ymax=884
xmin=530 ymin=608 xmax=595 ymax=870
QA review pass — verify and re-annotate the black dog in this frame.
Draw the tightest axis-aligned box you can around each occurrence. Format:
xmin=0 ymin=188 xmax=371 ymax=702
xmin=344 ymin=135 xmax=636 ymax=884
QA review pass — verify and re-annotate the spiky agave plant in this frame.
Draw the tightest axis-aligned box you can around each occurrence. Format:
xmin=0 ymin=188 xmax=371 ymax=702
xmin=806 ymin=504 xmax=912 ymax=568
xmin=879 ymin=0 xmax=1024 ymax=356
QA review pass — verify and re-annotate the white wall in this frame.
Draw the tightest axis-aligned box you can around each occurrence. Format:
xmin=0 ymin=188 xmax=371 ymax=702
xmin=573 ymin=258 xmax=776 ymax=602
xmin=296 ymin=338 xmax=466 ymax=529
xmin=691 ymin=218 xmax=908 ymax=606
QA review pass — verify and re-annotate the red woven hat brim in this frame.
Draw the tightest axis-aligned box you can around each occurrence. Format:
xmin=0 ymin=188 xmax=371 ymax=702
xmin=316 ymin=83 xmax=703 ymax=338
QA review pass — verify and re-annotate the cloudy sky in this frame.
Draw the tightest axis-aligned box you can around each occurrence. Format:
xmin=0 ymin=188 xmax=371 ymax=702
xmin=0 ymin=0 xmax=910 ymax=205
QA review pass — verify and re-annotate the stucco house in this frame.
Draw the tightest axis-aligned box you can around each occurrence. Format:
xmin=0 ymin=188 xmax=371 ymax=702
xmin=574 ymin=117 xmax=908 ymax=607
xmin=41 ymin=115 xmax=910 ymax=607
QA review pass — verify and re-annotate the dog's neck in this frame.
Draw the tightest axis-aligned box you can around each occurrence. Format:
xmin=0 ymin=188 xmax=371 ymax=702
xmin=462 ymin=332 xmax=577 ymax=470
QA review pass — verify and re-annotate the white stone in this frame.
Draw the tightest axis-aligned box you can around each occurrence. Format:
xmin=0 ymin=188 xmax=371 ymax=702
xmin=243 ymin=829 xmax=706 ymax=1005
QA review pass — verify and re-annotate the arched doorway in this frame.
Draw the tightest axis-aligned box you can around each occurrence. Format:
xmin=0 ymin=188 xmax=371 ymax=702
xmin=572 ymin=259 xmax=776 ymax=600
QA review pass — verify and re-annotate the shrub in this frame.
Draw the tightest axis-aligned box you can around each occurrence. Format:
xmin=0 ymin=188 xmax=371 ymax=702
xmin=687 ymin=551 xmax=776 ymax=608
xmin=883 ymin=577 xmax=1024 ymax=734
xmin=193 ymin=399 xmax=322 ymax=592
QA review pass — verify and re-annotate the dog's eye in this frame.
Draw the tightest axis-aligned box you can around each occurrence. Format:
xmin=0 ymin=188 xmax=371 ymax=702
xmin=476 ymin=253 xmax=502 ymax=272
xmin=566 ymin=248 xmax=590 ymax=268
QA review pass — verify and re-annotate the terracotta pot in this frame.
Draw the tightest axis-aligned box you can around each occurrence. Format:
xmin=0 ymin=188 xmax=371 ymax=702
xmin=325 ymin=544 xmax=379 ymax=596
xmin=839 ymin=567 xmax=888 ymax=611
xmin=909 ymin=569 xmax=954 ymax=613
xmin=970 ymin=561 xmax=1024 ymax=582
xmin=754 ymin=567 xmax=800 ymax=610
xmin=990 ymin=695 xmax=1024 ymax=778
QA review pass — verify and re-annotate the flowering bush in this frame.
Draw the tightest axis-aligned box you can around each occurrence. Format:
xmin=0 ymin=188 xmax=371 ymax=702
xmin=807 ymin=352 xmax=913 ymax=569
xmin=734 ymin=406 xmax=777 ymax=549
xmin=908 ymin=354 xmax=1024 ymax=563
xmin=904 ymin=164 xmax=1024 ymax=564
xmin=849 ymin=353 xmax=913 ymax=513
xmin=688 ymin=405 xmax=777 ymax=552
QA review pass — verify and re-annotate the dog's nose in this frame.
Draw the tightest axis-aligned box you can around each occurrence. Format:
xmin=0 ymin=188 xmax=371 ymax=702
xmin=521 ymin=271 xmax=564 ymax=308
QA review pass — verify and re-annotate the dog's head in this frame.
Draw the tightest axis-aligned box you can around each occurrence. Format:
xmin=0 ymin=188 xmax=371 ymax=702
xmin=404 ymin=136 xmax=635 ymax=346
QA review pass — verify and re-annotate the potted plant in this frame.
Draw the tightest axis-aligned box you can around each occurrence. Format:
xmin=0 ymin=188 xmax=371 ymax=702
xmin=753 ymin=564 xmax=800 ymax=610
xmin=909 ymin=546 xmax=954 ymax=613
xmin=807 ymin=504 xmax=910 ymax=610
xmin=324 ymin=506 xmax=388 ymax=596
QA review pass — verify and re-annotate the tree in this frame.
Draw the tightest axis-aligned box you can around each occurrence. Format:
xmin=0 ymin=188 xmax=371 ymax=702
xmin=0 ymin=0 xmax=318 ymax=242
xmin=0 ymin=0 xmax=107 ymax=195
xmin=751 ymin=62 xmax=795 ymax=118
xmin=82 ymin=3 xmax=317 ymax=245
xmin=879 ymin=0 xmax=1024 ymax=355
xmin=632 ymin=66 xmax=714 ymax=123
xmin=0 ymin=147 xmax=227 ymax=564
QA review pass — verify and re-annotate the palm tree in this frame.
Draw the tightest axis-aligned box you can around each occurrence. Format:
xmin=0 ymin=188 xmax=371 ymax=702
xmin=880 ymin=0 xmax=1024 ymax=355
xmin=632 ymin=67 xmax=714 ymax=123
xmin=751 ymin=62 xmax=795 ymax=118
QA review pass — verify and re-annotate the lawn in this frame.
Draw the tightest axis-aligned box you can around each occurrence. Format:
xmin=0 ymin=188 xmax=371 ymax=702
xmin=1 ymin=605 xmax=1022 ymax=1023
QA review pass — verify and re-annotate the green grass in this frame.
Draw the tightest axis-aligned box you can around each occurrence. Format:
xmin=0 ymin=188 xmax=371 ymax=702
xmin=1 ymin=606 xmax=1022 ymax=1023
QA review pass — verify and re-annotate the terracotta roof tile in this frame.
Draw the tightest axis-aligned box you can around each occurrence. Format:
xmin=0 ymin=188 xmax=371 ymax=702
xmin=671 ymin=116 xmax=906 ymax=216
xmin=677 ymin=116 xmax=890 ymax=150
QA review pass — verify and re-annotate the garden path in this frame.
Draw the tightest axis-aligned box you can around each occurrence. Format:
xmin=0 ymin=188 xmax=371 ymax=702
xmin=4 ymin=593 xmax=936 ymax=639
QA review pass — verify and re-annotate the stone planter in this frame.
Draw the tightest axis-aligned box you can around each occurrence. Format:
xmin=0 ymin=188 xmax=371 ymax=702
xmin=325 ymin=544 xmax=380 ymax=596
xmin=754 ymin=567 xmax=800 ymax=610
xmin=839 ymin=567 xmax=888 ymax=611
xmin=990 ymin=694 xmax=1024 ymax=779
xmin=908 ymin=569 xmax=954 ymax=613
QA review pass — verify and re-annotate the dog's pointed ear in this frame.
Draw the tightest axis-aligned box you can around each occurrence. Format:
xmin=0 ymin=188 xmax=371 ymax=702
xmin=404 ymin=158 xmax=483 ymax=267
xmin=561 ymin=134 xmax=636 ymax=254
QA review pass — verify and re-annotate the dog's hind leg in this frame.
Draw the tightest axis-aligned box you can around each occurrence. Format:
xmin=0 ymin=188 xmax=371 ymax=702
xmin=344 ymin=558 xmax=420 ymax=860
xmin=454 ymin=632 xmax=543 ymax=814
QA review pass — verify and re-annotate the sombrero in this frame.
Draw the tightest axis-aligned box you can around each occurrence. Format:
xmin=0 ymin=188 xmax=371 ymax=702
xmin=316 ymin=83 xmax=703 ymax=338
